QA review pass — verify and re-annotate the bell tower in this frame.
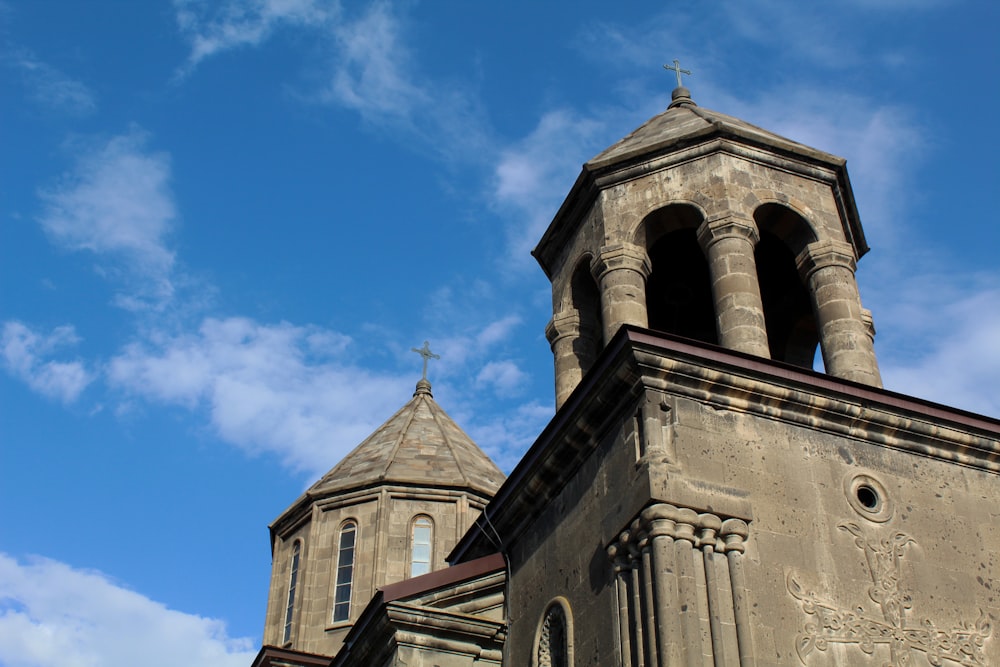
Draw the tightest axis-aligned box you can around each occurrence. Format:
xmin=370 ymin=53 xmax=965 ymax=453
xmin=535 ymin=81 xmax=881 ymax=408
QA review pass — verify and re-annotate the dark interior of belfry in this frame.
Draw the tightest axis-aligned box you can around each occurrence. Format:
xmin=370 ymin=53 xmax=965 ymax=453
xmin=578 ymin=202 xmax=824 ymax=372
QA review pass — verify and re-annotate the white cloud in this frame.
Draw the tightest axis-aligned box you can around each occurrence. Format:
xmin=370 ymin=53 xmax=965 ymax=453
xmin=37 ymin=129 xmax=178 ymax=311
xmin=475 ymin=360 xmax=528 ymax=398
xmin=174 ymin=0 xmax=334 ymax=73
xmin=467 ymin=400 xmax=553 ymax=473
xmin=9 ymin=52 xmax=96 ymax=115
xmin=0 ymin=553 xmax=255 ymax=667
xmin=107 ymin=316 xmax=409 ymax=475
xmin=875 ymin=276 xmax=1000 ymax=418
xmin=324 ymin=2 xmax=426 ymax=120
xmin=1 ymin=322 xmax=92 ymax=403
xmin=492 ymin=109 xmax=609 ymax=262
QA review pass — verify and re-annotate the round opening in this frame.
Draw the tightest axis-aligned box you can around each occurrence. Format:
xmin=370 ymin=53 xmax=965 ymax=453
xmin=856 ymin=485 xmax=880 ymax=510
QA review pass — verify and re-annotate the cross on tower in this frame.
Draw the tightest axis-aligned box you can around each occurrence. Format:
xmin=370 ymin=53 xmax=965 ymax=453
xmin=411 ymin=341 xmax=440 ymax=381
xmin=663 ymin=59 xmax=692 ymax=88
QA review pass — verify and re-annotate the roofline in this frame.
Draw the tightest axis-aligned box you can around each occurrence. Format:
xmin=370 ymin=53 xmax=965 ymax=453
xmin=333 ymin=553 xmax=506 ymax=664
xmin=450 ymin=326 xmax=1000 ymax=563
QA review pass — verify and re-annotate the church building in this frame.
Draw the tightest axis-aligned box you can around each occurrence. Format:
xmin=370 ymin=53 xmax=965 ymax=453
xmin=251 ymin=80 xmax=999 ymax=667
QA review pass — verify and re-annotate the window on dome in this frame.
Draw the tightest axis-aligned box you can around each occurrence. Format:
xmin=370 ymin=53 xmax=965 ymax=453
xmin=410 ymin=515 xmax=433 ymax=577
xmin=332 ymin=521 xmax=356 ymax=623
xmin=282 ymin=540 xmax=301 ymax=643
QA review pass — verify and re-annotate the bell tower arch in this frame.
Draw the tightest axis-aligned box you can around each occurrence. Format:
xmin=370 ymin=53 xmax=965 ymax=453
xmin=534 ymin=84 xmax=881 ymax=408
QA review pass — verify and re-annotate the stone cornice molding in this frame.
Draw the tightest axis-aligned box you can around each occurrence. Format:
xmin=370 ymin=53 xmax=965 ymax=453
xmin=449 ymin=327 xmax=1000 ymax=564
xmin=590 ymin=243 xmax=652 ymax=283
xmin=626 ymin=336 xmax=999 ymax=474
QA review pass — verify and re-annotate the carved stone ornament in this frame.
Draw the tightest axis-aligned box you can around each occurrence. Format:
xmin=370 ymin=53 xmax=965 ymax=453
xmin=787 ymin=522 xmax=992 ymax=667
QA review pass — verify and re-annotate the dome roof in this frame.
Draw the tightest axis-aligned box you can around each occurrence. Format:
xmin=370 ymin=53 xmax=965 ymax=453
xmin=587 ymin=87 xmax=844 ymax=171
xmin=307 ymin=380 xmax=505 ymax=500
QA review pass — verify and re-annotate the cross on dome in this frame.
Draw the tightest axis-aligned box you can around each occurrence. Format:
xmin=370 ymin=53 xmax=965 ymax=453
xmin=663 ymin=58 xmax=692 ymax=88
xmin=411 ymin=341 xmax=440 ymax=381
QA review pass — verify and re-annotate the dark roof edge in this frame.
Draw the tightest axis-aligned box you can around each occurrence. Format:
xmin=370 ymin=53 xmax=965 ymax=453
xmin=450 ymin=326 xmax=1000 ymax=563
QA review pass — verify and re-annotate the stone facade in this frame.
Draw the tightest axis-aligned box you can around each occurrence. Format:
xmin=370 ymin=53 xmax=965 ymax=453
xmin=253 ymin=86 xmax=998 ymax=667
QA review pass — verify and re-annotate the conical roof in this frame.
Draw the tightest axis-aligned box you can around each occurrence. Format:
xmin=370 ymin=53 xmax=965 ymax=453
xmin=587 ymin=86 xmax=844 ymax=171
xmin=308 ymin=379 xmax=505 ymax=499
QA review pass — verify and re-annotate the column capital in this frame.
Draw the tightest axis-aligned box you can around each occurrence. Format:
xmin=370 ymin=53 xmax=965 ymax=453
xmin=545 ymin=312 xmax=581 ymax=345
xmin=590 ymin=243 xmax=652 ymax=283
xmin=861 ymin=308 xmax=877 ymax=342
xmin=796 ymin=239 xmax=857 ymax=281
xmin=696 ymin=213 xmax=759 ymax=251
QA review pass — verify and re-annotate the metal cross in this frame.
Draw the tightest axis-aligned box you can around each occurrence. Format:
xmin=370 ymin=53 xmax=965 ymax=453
xmin=411 ymin=341 xmax=440 ymax=381
xmin=663 ymin=59 xmax=692 ymax=88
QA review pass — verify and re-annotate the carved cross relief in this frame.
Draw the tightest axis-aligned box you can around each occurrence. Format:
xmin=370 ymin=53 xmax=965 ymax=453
xmin=788 ymin=522 xmax=991 ymax=667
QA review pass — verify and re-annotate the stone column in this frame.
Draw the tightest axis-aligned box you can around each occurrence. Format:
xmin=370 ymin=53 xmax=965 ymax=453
xmin=591 ymin=244 xmax=651 ymax=345
xmin=796 ymin=240 xmax=882 ymax=387
xmin=672 ymin=509 xmax=703 ymax=667
xmin=546 ymin=313 xmax=589 ymax=409
xmin=698 ymin=514 xmax=728 ymax=667
xmin=608 ymin=544 xmax=634 ymax=667
xmin=721 ymin=519 xmax=755 ymax=667
xmin=696 ymin=214 xmax=771 ymax=357
xmin=643 ymin=504 xmax=683 ymax=667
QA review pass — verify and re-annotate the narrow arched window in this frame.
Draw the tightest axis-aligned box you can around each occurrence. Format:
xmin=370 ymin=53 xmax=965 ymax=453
xmin=282 ymin=540 xmax=301 ymax=643
xmin=409 ymin=515 xmax=434 ymax=577
xmin=535 ymin=599 xmax=573 ymax=667
xmin=332 ymin=521 xmax=357 ymax=623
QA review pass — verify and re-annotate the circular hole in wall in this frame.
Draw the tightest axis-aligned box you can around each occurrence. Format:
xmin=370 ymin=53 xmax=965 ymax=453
xmin=844 ymin=474 xmax=893 ymax=523
xmin=856 ymin=484 xmax=880 ymax=510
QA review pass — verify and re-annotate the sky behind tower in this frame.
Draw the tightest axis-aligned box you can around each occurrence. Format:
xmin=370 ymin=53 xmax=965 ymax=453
xmin=1 ymin=1 xmax=998 ymax=665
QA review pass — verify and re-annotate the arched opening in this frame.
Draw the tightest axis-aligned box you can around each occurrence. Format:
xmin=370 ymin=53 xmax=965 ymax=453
xmin=409 ymin=515 xmax=434 ymax=577
xmin=534 ymin=598 xmax=573 ymax=667
xmin=569 ymin=257 xmax=602 ymax=373
xmin=332 ymin=520 xmax=357 ymax=623
xmin=754 ymin=204 xmax=819 ymax=368
xmin=640 ymin=205 xmax=716 ymax=344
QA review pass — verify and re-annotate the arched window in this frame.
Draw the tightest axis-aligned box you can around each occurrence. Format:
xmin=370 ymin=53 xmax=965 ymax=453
xmin=534 ymin=598 xmax=573 ymax=667
xmin=409 ymin=515 xmax=434 ymax=577
xmin=282 ymin=540 xmax=301 ymax=643
xmin=332 ymin=521 xmax=357 ymax=623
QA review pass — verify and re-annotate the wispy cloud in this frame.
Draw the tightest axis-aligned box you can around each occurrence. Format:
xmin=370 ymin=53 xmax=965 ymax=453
xmin=7 ymin=51 xmax=97 ymax=115
xmin=1 ymin=322 xmax=92 ymax=404
xmin=872 ymin=268 xmax=1000 ymax=417
xmin=492 ymin=109 xmax=609 ymax=263
xmin=173 ymin=0 xmax=335 ymax=75
xmin=37 ymin=128 xmax=178 ymax=312
xmin=0 ymin=553 xmax=254 ymax=667
xmin=107 ymin=316 xmax=410 ymax=476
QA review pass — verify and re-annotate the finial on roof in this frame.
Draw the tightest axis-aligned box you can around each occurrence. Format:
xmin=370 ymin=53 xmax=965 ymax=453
xmin=411 ymin=340 xmax=440 ymax=396
xmin=663 ymin=59 xmax=696 ymax=109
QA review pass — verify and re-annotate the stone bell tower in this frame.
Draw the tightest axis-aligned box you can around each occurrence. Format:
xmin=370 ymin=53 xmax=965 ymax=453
xmin=535 ymin=83 xmax=881 ymax=407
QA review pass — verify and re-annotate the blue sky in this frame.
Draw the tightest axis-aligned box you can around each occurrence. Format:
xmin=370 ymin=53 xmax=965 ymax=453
xmin=1 ymin=1 xmax=998 ymax=665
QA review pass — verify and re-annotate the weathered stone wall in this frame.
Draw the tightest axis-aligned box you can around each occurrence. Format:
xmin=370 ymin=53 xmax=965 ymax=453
xmin=264 ymin=487 xmax=490 ymax=657
xmin=505 ymin=342 xmax=997 ymax=666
